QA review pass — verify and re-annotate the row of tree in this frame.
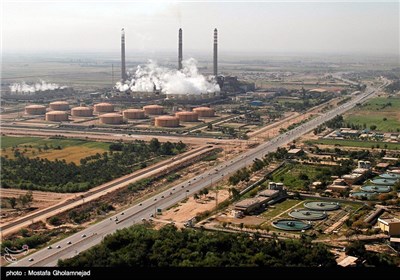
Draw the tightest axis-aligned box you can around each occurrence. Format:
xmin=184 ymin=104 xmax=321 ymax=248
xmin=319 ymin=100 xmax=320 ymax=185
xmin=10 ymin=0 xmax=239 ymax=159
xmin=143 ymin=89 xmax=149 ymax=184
xmin=1 ymin=139 xmax=186 ymax=193
xmin=58 ymin=224 xmax=337 ymax=267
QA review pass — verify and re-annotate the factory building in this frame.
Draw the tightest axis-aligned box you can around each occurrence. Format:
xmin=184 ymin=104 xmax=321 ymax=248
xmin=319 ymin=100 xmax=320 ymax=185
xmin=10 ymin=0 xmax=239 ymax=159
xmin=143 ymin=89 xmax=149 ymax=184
xmin=49 ymin=101 xmax=69 ymax=111
xmin=123 ymin=109 xmax=146 ymax=119
xmin=99 ymin=113 xmax=123 ymax=124
xmin=143 ymin=105 xmax=164 ymax=115
xmin=94 ymin=102 xmax=114 ymax=113
xmin=71 ymin=106 xmax=93 ymax=117
xmin=193 ymin=107 xmax=215 ymax=117
xmin=45 ymin=111 xmax=68 ymax=122
xmin=378 ymin=218 xmax=400 ymax=236
xmin=175 ymin=111 xmax=198 ymax=122
xmin=25 ymin=105 xmax=46 ymax=115
xmin=155 ymin=116 xmax=180 ymax=127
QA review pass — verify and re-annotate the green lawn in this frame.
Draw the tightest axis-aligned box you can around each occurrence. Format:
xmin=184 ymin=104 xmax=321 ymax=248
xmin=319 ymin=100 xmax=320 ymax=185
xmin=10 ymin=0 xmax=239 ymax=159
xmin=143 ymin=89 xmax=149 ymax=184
xmin=344 ymin=97 xmax=400 ymax=132
xmin=261 ymin=199 xmax=302 ymax=220
xmin=0 ymin=136 xmax=110 ymax=150
xmin=270 ymin=163 xmax=331 ymax=190
xmin=307 ymin=139 xmax=400 ymax=150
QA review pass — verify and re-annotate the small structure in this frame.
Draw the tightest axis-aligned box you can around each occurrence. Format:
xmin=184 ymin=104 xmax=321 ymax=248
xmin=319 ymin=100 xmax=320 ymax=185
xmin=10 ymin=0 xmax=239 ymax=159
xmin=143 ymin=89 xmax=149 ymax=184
xmin=338 ymin=256 xmax=358 ymax=267
xmin=287 ymin=148 xmax=303 ymax=158
xmin=25 ymin=104 xmax=46 ymax=115
xmin=49 ymin=101 xmax=69 ymax=111
xmin=378 ymin=217 xmax=400 ymax=236
xmin=304 ymin=201 xmax=340 ymax=211
xmin=327 ymin=179 xmax=350 ymax=193
xmin=234 ymin=197 xmax=269 ymax=214
xmin=45 ymin=111 xmax=68 ymax=122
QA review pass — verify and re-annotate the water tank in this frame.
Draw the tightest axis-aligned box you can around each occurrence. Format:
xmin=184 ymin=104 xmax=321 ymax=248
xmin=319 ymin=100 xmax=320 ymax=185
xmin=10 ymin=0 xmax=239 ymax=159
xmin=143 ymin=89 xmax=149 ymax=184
xmin=25 ymin=105 xmax=46 ymax=115
xmin=45 ymin=111 xmax=68 ymax=122
xmin=175 ymin=111 xmax=198 ymax=122
xmin=193 ymin=107 xmax=215 ymax=117
xmin=49 ymin=101 xmax=69 ymax=111
xmin=155 ymin=116 xmax=180 ymax=127
xmin=123 ymin=109 xmax=146 ymax=119
xmin=94 ymin=102 xmax=114 ymax=113
xmin=143 ymin=105 xmax=164 ymax=115
xmin=99 ymin=113 xmax=123 ymax=124
xmin=71 ymin=106 xmax=93 ymax=117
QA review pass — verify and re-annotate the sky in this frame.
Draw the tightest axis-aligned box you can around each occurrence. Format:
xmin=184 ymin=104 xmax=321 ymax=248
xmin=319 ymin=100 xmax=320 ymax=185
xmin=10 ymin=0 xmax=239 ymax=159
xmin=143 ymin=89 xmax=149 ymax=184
xmin=1 ymin=0 xmax=399 ymax=55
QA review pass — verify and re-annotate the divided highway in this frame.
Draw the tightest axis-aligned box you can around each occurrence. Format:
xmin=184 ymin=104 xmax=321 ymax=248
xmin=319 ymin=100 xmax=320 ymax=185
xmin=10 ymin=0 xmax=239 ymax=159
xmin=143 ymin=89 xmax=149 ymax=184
xmin=10 ymin=85 xmax=378 ymax=267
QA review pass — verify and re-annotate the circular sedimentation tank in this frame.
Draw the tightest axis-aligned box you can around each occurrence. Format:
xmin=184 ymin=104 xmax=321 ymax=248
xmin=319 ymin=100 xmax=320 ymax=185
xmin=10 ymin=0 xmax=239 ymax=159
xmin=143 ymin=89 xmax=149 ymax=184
xmin=371 ymin=178 xmax=397 ymax=186
xmin=45 ymin=111 xmax=68 ymax=122
xmin=49 ymin=101 xmax=69 ymax=111
xmin=25 ymin=104 xmax=46 ymax=115
xmin=99 ymin=113 xmax=123 ymax=124
xmin=272 ymin=219 xmax=312 ymax=231
xmin=123 ymin=109 xmax=146 ymax=119
xmin=175 ymin=111 xmax=199 ymax=122
xmin=379 ymin=173 xmax=400 ymax=180
xmin=143 ymin=105 xmax=164 ymax=115
xmin=193 ymin=107 xmax=215 ymax=117
xmin=288 ymin=209 xmax=327 ymax=220
xmin=94 ymin=102 xmax=114 ymax=113
xmin=350 ymin=192 xmax=378 ymax=200
xmin=304 ymin=201 xmax=340 ymax=211
xmin=361 ymin=185 xmax=392 ymax=193
xmin=71 ymin=106 xmax=93 ymax=117
xmin=155 ymin=116 xmax=180 ymax=127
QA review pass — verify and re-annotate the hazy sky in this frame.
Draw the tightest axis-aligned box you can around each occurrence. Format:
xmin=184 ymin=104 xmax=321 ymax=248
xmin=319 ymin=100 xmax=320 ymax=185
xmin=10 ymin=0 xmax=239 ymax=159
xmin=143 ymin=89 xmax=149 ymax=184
xmin=2 ymin=0 xmax=399 ymax=55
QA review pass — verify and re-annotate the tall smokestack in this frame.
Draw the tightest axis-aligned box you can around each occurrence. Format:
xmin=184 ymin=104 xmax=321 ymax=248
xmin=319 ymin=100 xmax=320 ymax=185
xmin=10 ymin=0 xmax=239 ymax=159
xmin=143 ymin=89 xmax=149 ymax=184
xmin=178 ymin=28 xmax=183 ymax=70
xmin=213 ymin=28 xmax=218 ymax=77
xmin=121 ymin=28 xmax=127 ymax=81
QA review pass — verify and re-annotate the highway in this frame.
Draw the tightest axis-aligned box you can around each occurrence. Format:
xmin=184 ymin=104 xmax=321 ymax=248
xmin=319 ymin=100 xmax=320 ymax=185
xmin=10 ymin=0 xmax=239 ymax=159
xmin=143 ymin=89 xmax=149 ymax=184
xmin=10 ymin=84 xmax=379 ymax=267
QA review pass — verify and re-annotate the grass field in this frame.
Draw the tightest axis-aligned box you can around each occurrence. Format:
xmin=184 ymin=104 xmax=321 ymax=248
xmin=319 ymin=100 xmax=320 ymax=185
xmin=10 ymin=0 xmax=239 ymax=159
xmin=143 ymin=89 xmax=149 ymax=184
xmin=344 ymin=97 xmax=400 ymax=132
xmin=261 ymin=199 xmax=301 ymax=220
xmin=307 ymin=139 xmax=400 ymax=150
xmin=270 ymin=163 xmax=332 ymax=190
xmin=1 ymin=136 xmax=110 ymax=164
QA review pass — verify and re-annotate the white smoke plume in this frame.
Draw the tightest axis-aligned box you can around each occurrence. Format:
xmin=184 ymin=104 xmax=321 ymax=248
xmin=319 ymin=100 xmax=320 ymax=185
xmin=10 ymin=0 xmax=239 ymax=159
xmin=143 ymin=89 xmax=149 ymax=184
xmin=116 ymin=58 xmax=220 ymax=94
xmin=9 ymin=81 xmax=67 ymax=93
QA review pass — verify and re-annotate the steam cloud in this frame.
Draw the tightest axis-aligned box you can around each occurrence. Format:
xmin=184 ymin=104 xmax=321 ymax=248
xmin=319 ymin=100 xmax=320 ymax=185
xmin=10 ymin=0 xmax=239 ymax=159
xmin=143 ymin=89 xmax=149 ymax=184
xmin=116 ymin=58 xmax=220 ymax=94
xmin=9 ymin=81 xmax=67 ymax=93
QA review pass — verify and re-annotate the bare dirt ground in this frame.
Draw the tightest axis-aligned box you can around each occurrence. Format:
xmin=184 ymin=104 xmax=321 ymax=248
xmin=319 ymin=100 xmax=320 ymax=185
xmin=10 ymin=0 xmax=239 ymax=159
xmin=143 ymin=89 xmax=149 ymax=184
xmin=0 ymin=189 xmax=73 ymax=226
xmin=160 ymin=189 xmax=230 ymax=223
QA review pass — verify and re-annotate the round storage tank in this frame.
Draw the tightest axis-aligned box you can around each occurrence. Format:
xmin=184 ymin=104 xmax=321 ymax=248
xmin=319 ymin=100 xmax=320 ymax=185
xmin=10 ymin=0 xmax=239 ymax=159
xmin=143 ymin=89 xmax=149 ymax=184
xmin=143 ymin=105 xmax=164 ymax=115
xmin=193 ymin=107 xmax=215 ymax=117
xmin=46 ymin=111 xmax=68 ymax=122
xmin=155 ymin=116 xmax=180 ymax=127
xmin=25 ymin=105 xmax=46 ymax=115
xmin=94 ymin=102 xmax=114 ymax=113
xmin=71 ymin=106 xmax=93 ymax=117
xmin=99 ymin=113 xmax=123 ymax=124
xmin=49 ymin=101 xmax=69 ymax=111
xmin=175 ymin=111 xmax=198 ymax=122
xmin=123 ymin=109 xmax=146 ymax=119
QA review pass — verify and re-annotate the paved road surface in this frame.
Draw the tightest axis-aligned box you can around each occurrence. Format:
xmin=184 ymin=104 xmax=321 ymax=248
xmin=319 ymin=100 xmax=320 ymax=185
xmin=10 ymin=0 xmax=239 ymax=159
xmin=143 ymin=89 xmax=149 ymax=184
xmin=9 ymin=84 xmax=379 ymax=267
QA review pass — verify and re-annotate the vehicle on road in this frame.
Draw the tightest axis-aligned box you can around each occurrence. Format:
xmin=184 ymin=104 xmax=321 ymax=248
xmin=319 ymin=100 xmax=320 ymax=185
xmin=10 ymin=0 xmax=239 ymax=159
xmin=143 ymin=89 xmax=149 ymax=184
xmin=28 ymin=258 xmax=34 ymax=262
xmin=81 ymin=234 xmax=86 ymax=238
xmin=47 ymin=246 xmax=52 ymax=249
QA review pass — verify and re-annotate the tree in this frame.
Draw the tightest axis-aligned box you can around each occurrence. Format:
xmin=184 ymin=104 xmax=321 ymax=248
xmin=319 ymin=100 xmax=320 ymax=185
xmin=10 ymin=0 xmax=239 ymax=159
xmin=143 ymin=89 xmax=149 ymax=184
xmin=207 ymin=123 xmax=213 ymax=130
xmin=193 ymin=193 xmax=199 ymax=200
xmin=8 ymin=197 xmax=17 ymax=209
xmin=370 ymin=125 xmax=377 ymax=130
xmin=149 ymin=138 xmax=161 ymax=152
xmin=19 ymin=191 xmax=33 ymax=209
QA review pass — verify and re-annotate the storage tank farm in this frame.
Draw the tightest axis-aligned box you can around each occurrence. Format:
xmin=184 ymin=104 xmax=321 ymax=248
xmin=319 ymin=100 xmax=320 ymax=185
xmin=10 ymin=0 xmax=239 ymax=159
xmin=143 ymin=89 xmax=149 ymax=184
xmin=25 ymin=105 xmax=46 ymax=115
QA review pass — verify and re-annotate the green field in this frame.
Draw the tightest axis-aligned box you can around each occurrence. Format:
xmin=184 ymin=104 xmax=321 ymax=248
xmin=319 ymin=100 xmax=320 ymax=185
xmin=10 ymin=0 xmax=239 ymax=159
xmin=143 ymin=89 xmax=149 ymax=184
xmin=344 ymin=97 xmax=400 ymax=132
xmin=261 ymin=199 xmax=302 ymax=220
xmin=307 ymin=139 xmax=400 ymax=150
xmin=270 ymin=163 xmax=332 ymax=190
xmin=1 ymin=136 xmax=110 ymax=163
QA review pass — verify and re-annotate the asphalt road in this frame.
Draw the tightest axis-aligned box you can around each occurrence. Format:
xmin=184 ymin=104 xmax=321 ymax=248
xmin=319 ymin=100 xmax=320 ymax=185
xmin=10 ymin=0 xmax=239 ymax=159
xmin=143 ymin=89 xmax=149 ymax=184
xmin=10 ymin=84 xmax=379 ymax=267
